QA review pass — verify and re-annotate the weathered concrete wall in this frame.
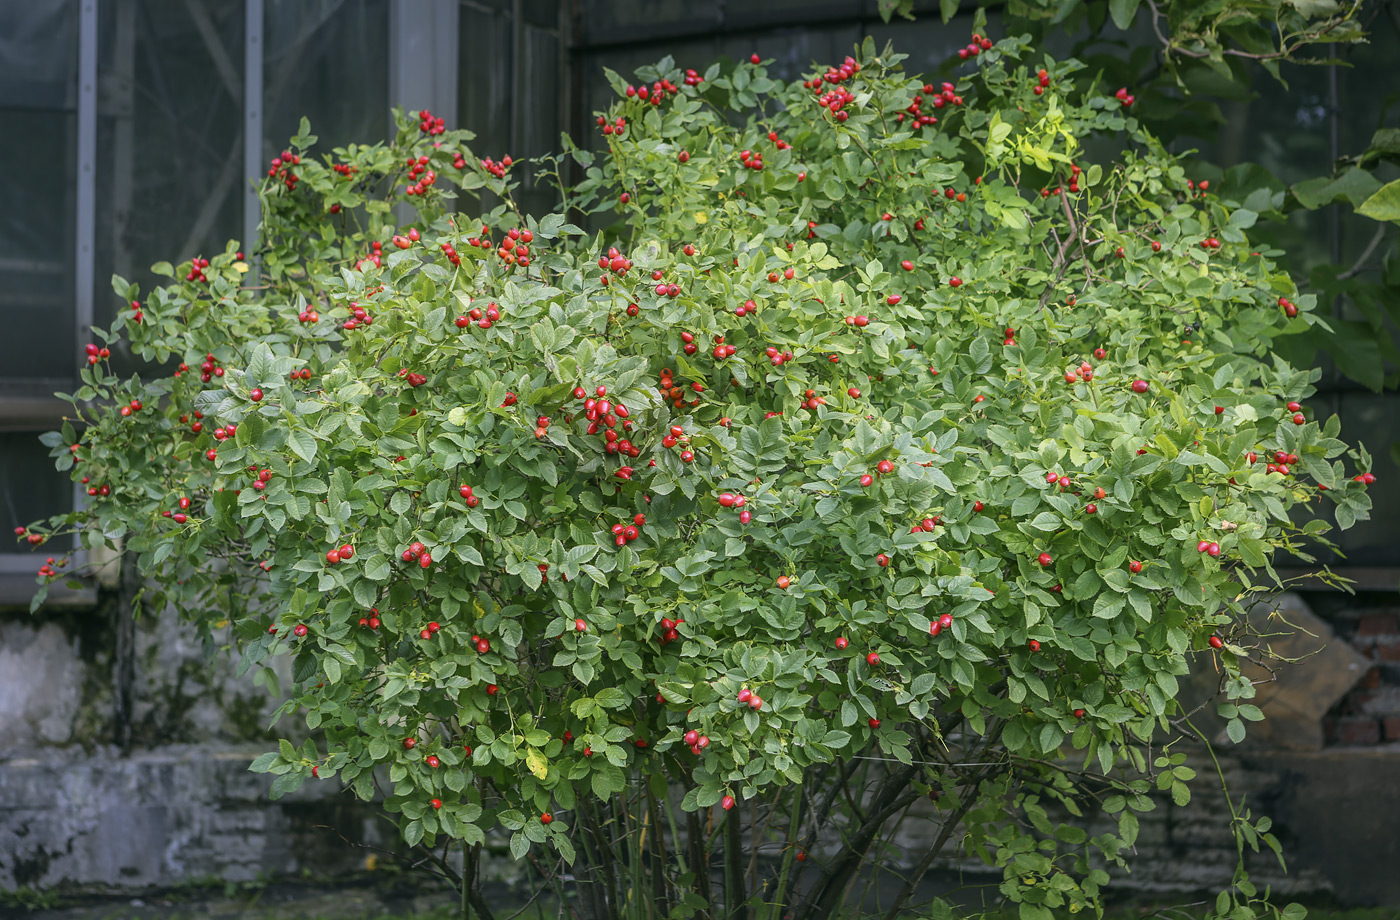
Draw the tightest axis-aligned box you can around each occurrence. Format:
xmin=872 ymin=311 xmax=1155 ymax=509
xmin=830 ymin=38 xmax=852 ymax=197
xmin=1 ymin=587 xmax=1397 ymax=905
xmin=0 ymin=593 xmax=371 ymax=891
xmin=0 ymin=746 xmax=386 ymax=889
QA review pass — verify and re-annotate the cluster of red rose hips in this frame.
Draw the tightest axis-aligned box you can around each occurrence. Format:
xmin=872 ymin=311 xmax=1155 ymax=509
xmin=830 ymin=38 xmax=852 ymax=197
xmin=804 ymin=53 xmax=862 ymax=92
xmin=1031 ymin=67 xmax=1052 ymax=96
xmin=1041 ymin=163 xmax=1083 ymax=198
xmin=816 ymin=85 xmax=856 ymax=121
xmin=929 ymin=612 xmax=954 ymax=636
xmin=194 ymin=353 xmax=225 ymax=382
xmin=344 ymin=302 xmax=375 ymax=330
xmin=711 ymin=336 xmax=738 ymax=361
xmin=958 ymin=33 xmax=994 ymax=59
xmin=479 ymin=155 xmax=511 ymax=179
xmin=656 ymin=367 xmax=704 ymax=411
xmin=439 ymin=241 xmax=462 ymax=266
xmin=34 ymin=554 xmax=67 ymax=580
xmin=83 ymin=343 xmax=111 ymax=365
xmin=160 ymin=496 xmax=194 ymax=523
xmin=1113 ymin=87 xmax=1136 ymax=107
xmin=419 ymin=621 xmax=442 ymax=641
xmin=15 ymin=527 xmax=46 ymax=547
xmin=245 ymin=466 xmax=274 ymax=492
xmin=355 ymin=240 xmax=385 ymax=273
xmin=800 ymin=388 xmax=828 ymax=411
xmin=680 ymin=728 xmax=711 ymax=756
xmin=858 ymin=459 xmax=896 ymax=488
xmin=209 ymin=422 xmax=238 ymax=444
xmin=1186 ymin=178 xmax=1210 ymax=197
xmin=909 ymin=516 xmax=943 ymax=535
xmin=1249 ymin=448 xmax=1299 ymax=476
xmin=398 ymin=369 xmax=427 ymax=387
xmin=896 ymin=82 xmax=958 ymax=128
xmin=177 ymin=411 xmax=204 ymax=433
xmin=117 ymin=397 xmax=144 ymax=418
xmin=716 ymin=491 xmax=751 ymax=526
xmin=1199 ymin=236 xmax=1222 ymax=250
xmin=630 ymin=73 xmax=684 ymax=107
xmin=324 ymin=543 xmax=355 ymax=565
xmin=184 ymin=256 xmax=212 ymax=283
xmin=266 ymin=150 xmax=301 ymax=190
xmin=657 ymin=615 xmax=685 ymax=645
xmin=1196 ymin=539 xmax=1222 ymax=558
xmin=569 ymin=385 xmax=642 ymax=460
xmin=1064 ymin=360 xmax=1095 ymax=383
xmin=86 ymin=482 xmax=111 ymax=497
xmin=358 ymin=607 xmax=381 ymax=629
xmin=762 ymin=345 xmax=796 ymax=367
xmin=738 ymin=146 xmax=767 ymax=170
xmin=331 ymin=162 xmax=358 ymax=179
xmin=455 ymin=300 xmax=503 ymax=331
xmin=401 ymin=541 xmax=433 ymax=569
xmin=597 ymin=246 xmax=633 ymax=284
xmin=416 ymin=108 xmax=446 ymax=136
xmin=496 ymin=228 xmax=532 ymax=267
xmin=609 ymin=514 xmax=646 ymax=547
xmin=598 ymin=114 xmax=627 ymax=136
xmin=1278 ymin=295 xmax=1298 ymax=318
xmin=129 ymin=299 xmax=143 ymax=324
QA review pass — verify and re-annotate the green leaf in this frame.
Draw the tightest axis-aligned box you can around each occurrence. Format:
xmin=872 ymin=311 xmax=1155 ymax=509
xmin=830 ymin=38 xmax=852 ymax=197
xmin=1108 ymin=0 xmax=1141 ymax=30
xmin=1356 ymin=179 xmax=1400 ymax=222
xmin=288 ymin=430 xmax=318 ymax=464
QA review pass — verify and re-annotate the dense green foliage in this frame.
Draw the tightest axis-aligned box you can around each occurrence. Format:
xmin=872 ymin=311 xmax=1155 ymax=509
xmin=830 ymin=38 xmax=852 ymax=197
xmin=20 ymin=21 xmax=1375 ymax=920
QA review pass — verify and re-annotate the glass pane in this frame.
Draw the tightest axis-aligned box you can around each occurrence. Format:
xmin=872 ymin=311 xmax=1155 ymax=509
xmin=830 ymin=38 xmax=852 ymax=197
xmin=457 ymin=8 xmax=563 ymax=218
xmin=93 ymin=0 xmax=246 ymax=337
xmin=1336 ymin=392 xmax=1400 ymax=566
xmin=574 ymin=0 xmax=720 ymax=48
xmin=458 ymin=4 xmax=513 ymax=189
xmin=0 ymin=0 xmax=78 ymax=386
xmin=263 ymin=0 xmax=390 ymax=156
xmin=0 ymin=432 xmax=72 ymax=554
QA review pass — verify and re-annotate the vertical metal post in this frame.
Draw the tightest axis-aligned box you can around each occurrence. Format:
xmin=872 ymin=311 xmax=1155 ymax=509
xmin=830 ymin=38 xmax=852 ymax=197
xmin=73 ymin=0 xmax=97 ymax=529
xmin=1327 ymin=45 xmax=1343 ymax=420
xmin=75 ymin=0 xmax=97 ymax=352
xmin=244 ymin=0 xmax=264 ymax=255
xmin=511 ymin=0 xmax=523 ymax=159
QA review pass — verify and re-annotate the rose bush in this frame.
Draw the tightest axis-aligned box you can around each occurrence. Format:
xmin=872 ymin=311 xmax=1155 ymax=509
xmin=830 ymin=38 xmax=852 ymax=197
xmin=20 ymin=20 xmax=1374 ymax=920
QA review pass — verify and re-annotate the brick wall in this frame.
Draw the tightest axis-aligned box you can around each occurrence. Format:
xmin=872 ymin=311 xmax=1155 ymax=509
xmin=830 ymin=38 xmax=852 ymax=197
xmin=1316 ymin=596 xmax=1400 ymax=746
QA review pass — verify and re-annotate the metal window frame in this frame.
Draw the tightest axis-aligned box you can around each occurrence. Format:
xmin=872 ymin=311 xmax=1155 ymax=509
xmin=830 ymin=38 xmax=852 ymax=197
xmin=244 ymin=0 xmax=263 ymax=256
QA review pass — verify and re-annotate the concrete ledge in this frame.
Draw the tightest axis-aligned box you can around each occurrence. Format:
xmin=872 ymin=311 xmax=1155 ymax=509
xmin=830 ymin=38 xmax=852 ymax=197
xmin=0 ymin=745 xmax=384 ymax=890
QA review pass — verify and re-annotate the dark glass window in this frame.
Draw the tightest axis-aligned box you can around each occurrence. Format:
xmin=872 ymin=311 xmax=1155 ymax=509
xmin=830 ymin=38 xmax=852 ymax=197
xmin=0 ymin=0 xmax=79 ymax=387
